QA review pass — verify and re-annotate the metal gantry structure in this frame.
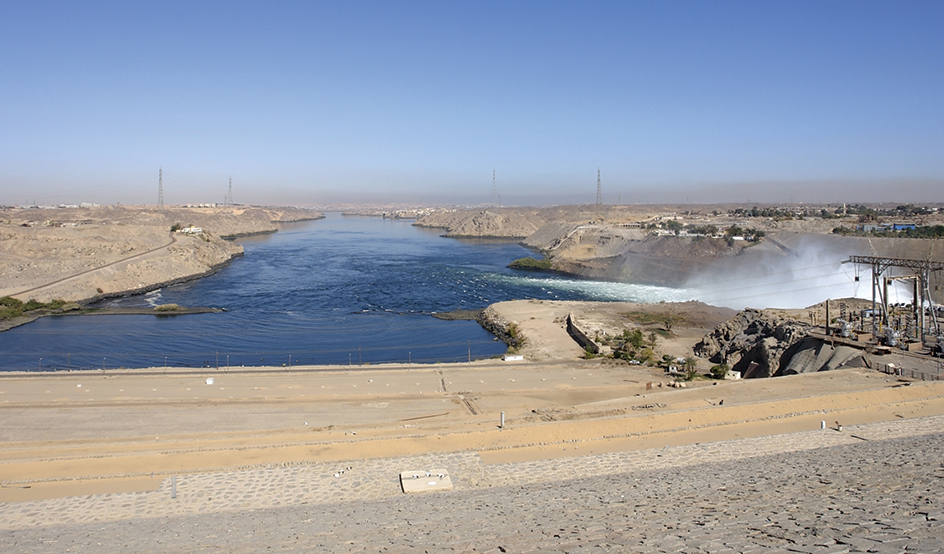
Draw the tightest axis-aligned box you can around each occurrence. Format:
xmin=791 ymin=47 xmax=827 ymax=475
xmin=158 ymin=168 xmax=164 ymax=209
xmin=846 ymin=255 xmax=943 ymax=343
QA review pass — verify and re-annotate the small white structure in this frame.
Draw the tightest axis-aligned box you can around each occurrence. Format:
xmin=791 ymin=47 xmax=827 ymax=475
xmin=179 ymin=225 xmax=203 ymax=234
xmin=502 ymin=354 xmax=524 ymax=362
xmin=723 ymin=371 xmax=741 ymax=380
xmin=400 ymin=470 xmax=453 ymax=494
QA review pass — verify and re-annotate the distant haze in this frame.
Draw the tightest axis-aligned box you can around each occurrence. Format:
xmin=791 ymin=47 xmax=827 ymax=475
xmin=1 ymin=2 xmax=942 ymax=206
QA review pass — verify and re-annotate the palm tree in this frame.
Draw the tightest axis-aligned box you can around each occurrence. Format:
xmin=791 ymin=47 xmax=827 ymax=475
xmin=683 ymin=357 xmax=698 ymax=380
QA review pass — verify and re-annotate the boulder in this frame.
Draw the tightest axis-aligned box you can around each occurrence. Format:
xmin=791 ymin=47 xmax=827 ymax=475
xmin=694 ymin=309 xmax=811 ymax=378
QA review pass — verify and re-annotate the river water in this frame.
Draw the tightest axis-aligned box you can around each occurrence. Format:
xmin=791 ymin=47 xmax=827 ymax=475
xmin=1 ymin=214 xmax=697 ymax=371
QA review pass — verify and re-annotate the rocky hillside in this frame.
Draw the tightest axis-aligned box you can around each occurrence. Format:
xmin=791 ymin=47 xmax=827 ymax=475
xmin=5 ymin=205 xmax=323 ymax=239
xmin=413 ymin=208 xmax=548 ymax=238
xmin=694 ymin=306 xmax=876 ymax=378
xmin=0 ymin=205 xmax=323 ymax=304
xmin=694 ymin=309 xmax=812 ymax=378
xmin=416 ymin=205 xmax=944 ymax=303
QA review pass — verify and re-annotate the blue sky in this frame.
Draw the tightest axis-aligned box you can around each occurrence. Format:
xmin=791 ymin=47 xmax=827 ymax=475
xmin=1 ymin=1 xmax=942 ymax=206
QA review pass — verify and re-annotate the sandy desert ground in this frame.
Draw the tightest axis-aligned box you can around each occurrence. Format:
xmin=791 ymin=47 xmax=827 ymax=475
xmin=1 ymin=300 xmax=944 ymax=552
xmin=2 ymin=300 xmax=943 ymax=503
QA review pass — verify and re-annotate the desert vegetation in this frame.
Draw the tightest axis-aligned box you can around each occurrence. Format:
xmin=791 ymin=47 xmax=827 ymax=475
xmin=0 ymin=296 xmax=75 ymax=321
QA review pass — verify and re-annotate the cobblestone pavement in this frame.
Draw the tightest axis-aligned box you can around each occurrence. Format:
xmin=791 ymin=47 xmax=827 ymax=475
xmin=2 ymin=417 xmax=944 ymax=553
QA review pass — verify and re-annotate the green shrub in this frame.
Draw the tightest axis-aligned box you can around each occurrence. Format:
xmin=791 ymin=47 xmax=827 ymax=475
xmin=638 ymin=347 xmax=654 ymax=363
xmin=0 ymin=296 xmax=66 ymax=320
xmin=623 ymin=329 xmax=644 ymax=349
xmin=710 ymin=363 xmax=730 ymax=379
xmin=0 ymin=296 xmax=23 ymax=309
xmin=508 ymin=257 xmax=552 ymax=271
xmin=153 ymin=303 xmax=181 ymax=312
xmin=0 ymin=306 xmax=23 ymax=320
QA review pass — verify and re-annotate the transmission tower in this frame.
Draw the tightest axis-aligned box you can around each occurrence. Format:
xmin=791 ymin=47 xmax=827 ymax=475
xmin=158 ymin=168 xmax=164 ymax=209
xmin=491 ymin=169 xmax=497 ymax=205
xmin=596 ymin=169 xmax=602 ymax=205
xmin=228 ymin=177 xmax=233 ymax=205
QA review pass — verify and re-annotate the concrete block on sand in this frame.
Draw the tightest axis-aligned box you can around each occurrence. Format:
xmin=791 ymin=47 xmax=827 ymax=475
xmin=400 ymin=470 xmax=453 ymax=493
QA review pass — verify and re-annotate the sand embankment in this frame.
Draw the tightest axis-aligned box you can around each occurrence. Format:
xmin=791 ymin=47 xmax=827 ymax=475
xmin=0 ymin=363 xmax=942 ymax=505
xmin=2 ymin=298 xmax=944 ymax=552
xmin=0 ymin=205 xmax=323 ymax=303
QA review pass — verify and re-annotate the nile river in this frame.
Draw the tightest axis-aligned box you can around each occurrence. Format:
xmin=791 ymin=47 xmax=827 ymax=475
xmin=1 ymin=214 xmax=701 ymax=371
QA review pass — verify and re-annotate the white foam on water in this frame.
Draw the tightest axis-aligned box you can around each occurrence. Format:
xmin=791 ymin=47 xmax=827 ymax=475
xmin=144 ymin=290 xmax=164 ymax=307
xmin=488 ymin=273 xmax=698 ymax=304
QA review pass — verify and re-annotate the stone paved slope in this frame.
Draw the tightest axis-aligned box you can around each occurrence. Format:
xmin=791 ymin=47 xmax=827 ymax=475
xmin=2 ymin=416 xmax=943 ymax=553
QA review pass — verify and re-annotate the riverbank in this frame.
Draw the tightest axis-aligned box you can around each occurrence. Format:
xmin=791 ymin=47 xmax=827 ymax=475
xmin=0 ymin=205 xmax=323 ymax=305
xmin=414 ymin=204 xmax=944 ymax=304
xmin=0 ymin=305 xmax=227 ymax=333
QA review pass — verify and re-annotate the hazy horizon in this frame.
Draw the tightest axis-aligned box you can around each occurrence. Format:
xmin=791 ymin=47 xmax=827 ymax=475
xmin=2 ymin=2 xmax=942 ymax=207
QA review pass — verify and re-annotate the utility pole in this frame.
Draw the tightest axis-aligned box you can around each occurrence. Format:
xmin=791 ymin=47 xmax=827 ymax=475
xmin=491 ymin=169 xmax=497 ymax=206
xmin=596 ymin=169 xmax=602 ymax=205
xmin=158 ymin=168 xmax=164 ymax=209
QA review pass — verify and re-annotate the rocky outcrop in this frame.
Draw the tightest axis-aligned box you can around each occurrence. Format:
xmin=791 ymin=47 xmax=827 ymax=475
xmin=0 ymin=205 xmax=322 ymax=304
xmin=477 ymin=305 xmax=524 ymax=349
xmin=694 ymin=309 xmax=812 ymax=378
xmin=414 ymin=209 xmax=547 ymax=239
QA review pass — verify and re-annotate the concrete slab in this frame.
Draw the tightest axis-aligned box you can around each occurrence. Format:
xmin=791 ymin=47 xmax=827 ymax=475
xmin=400 ymin=470 xmax=453 ymax=494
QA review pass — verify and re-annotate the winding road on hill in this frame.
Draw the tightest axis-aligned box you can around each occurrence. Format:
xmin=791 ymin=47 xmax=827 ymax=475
xmin=10 ymin=232 xmax=179 ymax=300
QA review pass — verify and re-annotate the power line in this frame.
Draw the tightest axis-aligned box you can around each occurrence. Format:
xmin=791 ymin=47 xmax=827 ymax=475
xmin=697 ymin=279 xmax=861 ymax=305
xmin=694 ymin=268 xmax=854 ymax=293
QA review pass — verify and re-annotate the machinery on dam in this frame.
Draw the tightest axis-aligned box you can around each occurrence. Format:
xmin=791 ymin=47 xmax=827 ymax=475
xmin=842 ymin=255 xmax=943 ymax=353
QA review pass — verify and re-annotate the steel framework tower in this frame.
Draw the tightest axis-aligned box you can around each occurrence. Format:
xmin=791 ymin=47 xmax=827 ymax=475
xmin=596 ymin=169 xmax=602 ymax=205
xmin=846 ymin=255 xmax=944 ymax=342
xmin=228 ymin=177 xmax=233 ymax=205
xmin=491 ymin=169 xmax=497 ymax=205
xmin=158 ymin=168 xmax=164 ymax=209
